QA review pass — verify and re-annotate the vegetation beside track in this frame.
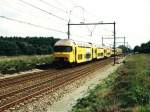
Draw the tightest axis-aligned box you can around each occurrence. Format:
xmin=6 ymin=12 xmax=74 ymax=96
xmin=134 ymin=40 xmax=150 ymax=53
xmin=0 ymin=55 xmax=54 ymax=74
xmin=72 ymin=54 xmax=150 ymax=112
xmin=0 ymin=36 xmax=59 ymax=56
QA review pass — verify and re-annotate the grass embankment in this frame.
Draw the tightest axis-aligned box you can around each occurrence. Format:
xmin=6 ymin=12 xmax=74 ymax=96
xmin=72 ymin=54 xmax=150 ymax=112
xmin=0 ymin=55 xmax=54 ymax=74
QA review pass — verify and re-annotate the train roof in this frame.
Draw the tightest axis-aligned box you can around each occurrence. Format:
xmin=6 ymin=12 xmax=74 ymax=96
xmin=75 ymin=40 xmax=92 ymax=47
xmin=55 ymin=39 xmax=114 ymax=49
xmin=95 ymin=44 xmax=104 ymax=48
xmin=55 ymin=39 xmax=75 ymax=46
xmin=55 ymin=39 xmax=92 ymax=47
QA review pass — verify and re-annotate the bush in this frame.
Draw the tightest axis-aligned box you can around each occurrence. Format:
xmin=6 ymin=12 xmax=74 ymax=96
xmin=0 ymin=55 xmax=54 ymax=74
xmin=72 ymin=54 xmax=150 ymax=112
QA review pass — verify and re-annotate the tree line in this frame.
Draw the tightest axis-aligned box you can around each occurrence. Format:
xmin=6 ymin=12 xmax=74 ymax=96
xmin=0 ymin=36 xmax=60 ymax=56
xmin=118 ymin=45 xmax=132 ymax=54
xmin=134 ymin=41 xmax=150 ymax=53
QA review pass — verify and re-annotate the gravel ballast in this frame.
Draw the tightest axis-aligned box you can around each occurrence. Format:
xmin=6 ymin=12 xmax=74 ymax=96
xmin=48 ymin=60 xmax=123 ymax=112
xmin=8 ymin=59 xmax=123 ymax=112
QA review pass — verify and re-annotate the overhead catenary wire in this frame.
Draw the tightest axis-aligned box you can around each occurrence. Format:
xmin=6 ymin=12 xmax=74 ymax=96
xmin=18 ymin=0 xmax=68 ymax=22
xmin=39 ymin=0 xmax=68 ymax=14
xmin=64 ymin=0 xmax=100 ymax=36
xmin=67 ymin=0 xmax=102 ymax=21
xmin=54 ymin=0 xmax=69 ymax=11
xmin=39 ymin=0 xmax=83 ymax=20
xmin=0 ymin=16 xmax=66 ymax=34
xmin=39 ymin=0 xmax=99 ymax=36
xmin=86 ymin=25 xmax=97 ymax=36
xmin=2 ymin=0 xmax=66 ymax=27
xmin=1 ymin=0 xmax=106 ymax=40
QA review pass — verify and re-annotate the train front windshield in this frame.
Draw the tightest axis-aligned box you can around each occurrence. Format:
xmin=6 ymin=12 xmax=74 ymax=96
xmin=54 ymin=46 xmax=72 ymax=52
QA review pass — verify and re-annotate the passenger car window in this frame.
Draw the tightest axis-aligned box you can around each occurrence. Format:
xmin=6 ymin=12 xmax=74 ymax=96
xmin=78 ymin=54 xmax=82 ymax=60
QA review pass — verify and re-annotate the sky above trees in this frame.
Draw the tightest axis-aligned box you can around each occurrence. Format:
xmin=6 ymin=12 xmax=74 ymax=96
xmin=0 ymin=0 xmax=150 ymax=48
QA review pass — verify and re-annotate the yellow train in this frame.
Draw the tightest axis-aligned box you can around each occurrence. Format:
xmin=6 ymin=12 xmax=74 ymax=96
xmin=111 ymin=48 xmax=123 ymax=56
xmin=53 ymin=39 xmax=122 ymax=64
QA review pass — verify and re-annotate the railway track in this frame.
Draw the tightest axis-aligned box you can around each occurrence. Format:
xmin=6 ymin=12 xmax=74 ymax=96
xmin=0 ymin=61 xmax=105 ymax=96
xmin=0 ymin=58 xmax=114 ymax=111
xmin=0 ymin=62 xmax=95 ymax=89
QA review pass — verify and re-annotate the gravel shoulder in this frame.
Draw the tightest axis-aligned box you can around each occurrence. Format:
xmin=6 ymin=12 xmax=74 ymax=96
xmin=48 ymin=59 xmax=124 ymax=112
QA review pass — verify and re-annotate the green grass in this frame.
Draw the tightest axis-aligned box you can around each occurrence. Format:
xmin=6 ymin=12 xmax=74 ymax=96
xmin=72 ymin=54 xmax=150 ymax=112
xmin=0 ymin=55 xmax=54 ymax=74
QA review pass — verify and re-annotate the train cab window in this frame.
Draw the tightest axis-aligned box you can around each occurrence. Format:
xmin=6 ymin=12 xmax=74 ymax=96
xmin=54 ymin=46 xmax=72 ymax=52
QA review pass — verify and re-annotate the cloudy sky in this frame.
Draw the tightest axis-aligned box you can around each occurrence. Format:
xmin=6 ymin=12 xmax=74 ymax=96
xmin=0 ymin=0 xmax=150 ymax=48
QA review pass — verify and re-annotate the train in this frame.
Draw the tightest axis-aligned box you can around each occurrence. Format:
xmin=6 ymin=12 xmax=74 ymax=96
xmin=53 ymin=39 xmax=122 ymax=65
